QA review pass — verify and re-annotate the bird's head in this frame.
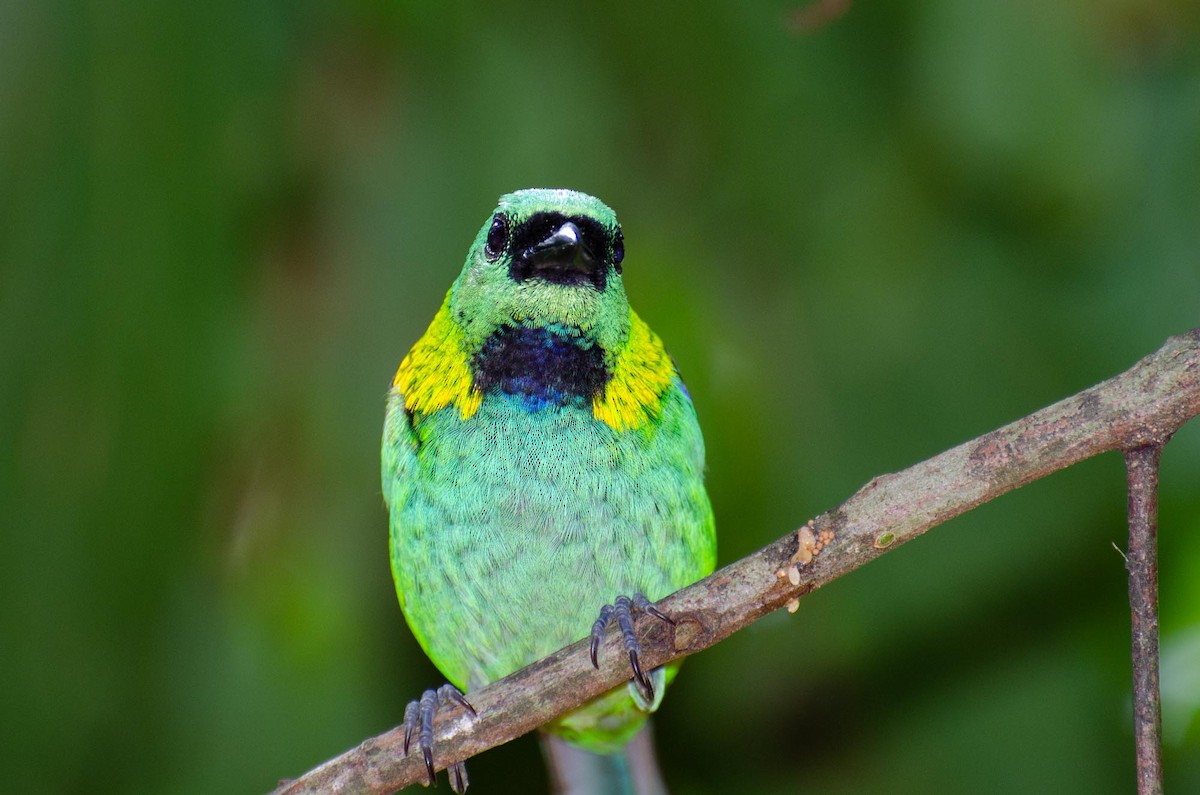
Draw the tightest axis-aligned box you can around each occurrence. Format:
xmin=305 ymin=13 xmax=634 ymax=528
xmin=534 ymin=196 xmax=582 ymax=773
xmin=395 ymin=189 xmax=675 ymax=428
xmin=449 ymin=188 xmax=630 ymax=354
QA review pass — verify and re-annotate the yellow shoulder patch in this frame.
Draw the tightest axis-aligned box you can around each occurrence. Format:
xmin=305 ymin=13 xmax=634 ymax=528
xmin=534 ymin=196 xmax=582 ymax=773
xmin=393 ymin=301 xmax=482 ymax=419
xmin=593 ymin=311 xmax=676 ymax=432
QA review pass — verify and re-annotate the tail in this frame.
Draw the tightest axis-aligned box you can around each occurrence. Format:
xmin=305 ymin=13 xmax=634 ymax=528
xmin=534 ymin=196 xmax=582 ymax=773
xmin=539 ymin=721 xmax=669 ymax=795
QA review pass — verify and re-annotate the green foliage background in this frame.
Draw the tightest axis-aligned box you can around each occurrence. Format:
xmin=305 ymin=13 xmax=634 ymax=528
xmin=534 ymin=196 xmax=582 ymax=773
xmin=3 ymin=2 xmax=1199 ymax=792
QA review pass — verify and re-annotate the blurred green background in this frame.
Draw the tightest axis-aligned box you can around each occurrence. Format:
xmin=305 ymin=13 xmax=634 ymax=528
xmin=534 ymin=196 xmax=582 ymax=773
xmin=3 ymin=1 xmax=1199 ymax=792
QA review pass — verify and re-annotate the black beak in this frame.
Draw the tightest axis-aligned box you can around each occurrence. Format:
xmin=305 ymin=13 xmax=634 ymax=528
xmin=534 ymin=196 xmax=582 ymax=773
xmin=529 ymin=222 xmax=597 ymax=271
xmin=511 ymin=221 xmax=605 ymax=289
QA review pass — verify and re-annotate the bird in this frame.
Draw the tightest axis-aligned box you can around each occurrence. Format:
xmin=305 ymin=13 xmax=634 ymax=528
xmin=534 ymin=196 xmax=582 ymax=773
xmin=382 ymin=188 xmax=716 ymax=793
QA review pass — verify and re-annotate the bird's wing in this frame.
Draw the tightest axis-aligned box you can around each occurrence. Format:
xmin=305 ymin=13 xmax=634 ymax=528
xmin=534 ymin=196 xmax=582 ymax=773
xmin=381 ymin=387 xmax=420 ymax=511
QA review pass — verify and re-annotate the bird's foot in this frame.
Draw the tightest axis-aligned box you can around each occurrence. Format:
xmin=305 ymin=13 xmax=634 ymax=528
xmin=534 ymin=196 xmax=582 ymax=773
xmin=402 ymin=683 xmax=476 ymax=792
xmin=589 ymin=593 xmax=675 ymax=703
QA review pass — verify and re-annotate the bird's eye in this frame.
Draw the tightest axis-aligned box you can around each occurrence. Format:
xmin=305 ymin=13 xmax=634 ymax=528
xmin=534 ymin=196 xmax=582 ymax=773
xmin=485 ymin=214 xmax=509 ymax=260
xmin=612 ymin=228 xmax=624 ymax=272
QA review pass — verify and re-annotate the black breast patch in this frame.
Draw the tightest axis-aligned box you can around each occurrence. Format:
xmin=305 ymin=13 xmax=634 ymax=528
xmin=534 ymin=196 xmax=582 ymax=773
xmin=471 ymin=326 xmax=609 ymax=408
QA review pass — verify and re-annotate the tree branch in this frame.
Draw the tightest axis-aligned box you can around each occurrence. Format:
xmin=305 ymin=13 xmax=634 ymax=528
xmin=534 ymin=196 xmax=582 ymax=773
xmin=272 ymin=328 xmax=1200 ymax=795
xmin=1125 ymin=445 xmax=1164 ymax=795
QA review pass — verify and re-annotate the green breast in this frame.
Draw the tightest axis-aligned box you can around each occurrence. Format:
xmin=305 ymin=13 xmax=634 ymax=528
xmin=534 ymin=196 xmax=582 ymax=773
xmin=385 ymin=381 xmax=714 ymax=692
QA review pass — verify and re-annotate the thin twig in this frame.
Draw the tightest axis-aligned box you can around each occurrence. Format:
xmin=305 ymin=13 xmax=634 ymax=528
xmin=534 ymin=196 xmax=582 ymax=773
xmin=271 ymin=329 xmax=1200 ymax=795
xmin=1124 ymin=444 xmax=1164 ymax=795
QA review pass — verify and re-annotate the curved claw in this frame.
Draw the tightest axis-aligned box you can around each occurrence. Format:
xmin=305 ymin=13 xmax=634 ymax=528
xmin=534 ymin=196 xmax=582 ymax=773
xmin=400 ymin=684 xmax=476 ymax=792
xmin=402 ymin=699 xmax=418 ymax=754
xmin=627 ymin=648 xmax=654 ymax=702
xmin=445 ymin=687 xmax=478 ymax=718
xmin=448 ymin=761 xmax=469 ymax=793
xmin=590 ymin=604 xmax=615 ymax=669
xmin=589 ymin=592 xmax=673 ymax=701
xmin=641 ymin=601 xmax=675 ymax=626
xmin=422 ymin=745 xmax=435 ymax=786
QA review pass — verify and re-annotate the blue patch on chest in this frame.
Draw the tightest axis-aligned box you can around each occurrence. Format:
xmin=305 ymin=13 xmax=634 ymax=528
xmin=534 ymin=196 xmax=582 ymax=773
xmin=471 ymin=325 xmax=610 ymax=409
